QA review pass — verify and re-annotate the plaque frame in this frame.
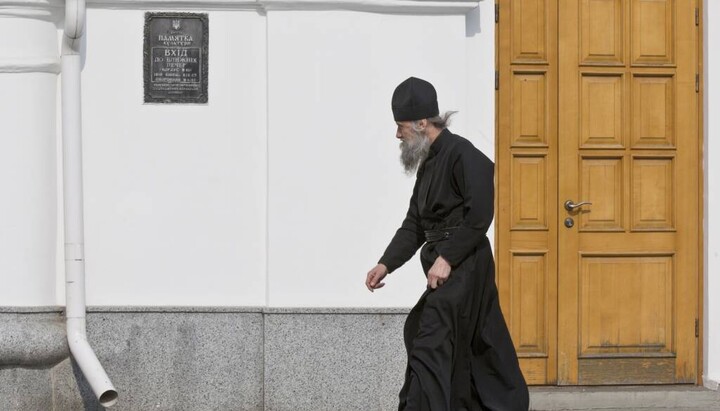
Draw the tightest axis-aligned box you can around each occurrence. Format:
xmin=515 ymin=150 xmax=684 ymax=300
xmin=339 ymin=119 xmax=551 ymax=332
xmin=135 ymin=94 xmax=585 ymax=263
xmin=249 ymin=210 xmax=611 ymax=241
xmin=143 ymin=12 xmax=209 ymax=104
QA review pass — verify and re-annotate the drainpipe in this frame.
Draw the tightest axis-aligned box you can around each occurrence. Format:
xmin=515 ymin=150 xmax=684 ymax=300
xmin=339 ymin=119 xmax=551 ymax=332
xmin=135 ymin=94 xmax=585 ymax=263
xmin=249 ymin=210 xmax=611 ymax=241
xmin=62 ymin=0 xmax=118 ymax=407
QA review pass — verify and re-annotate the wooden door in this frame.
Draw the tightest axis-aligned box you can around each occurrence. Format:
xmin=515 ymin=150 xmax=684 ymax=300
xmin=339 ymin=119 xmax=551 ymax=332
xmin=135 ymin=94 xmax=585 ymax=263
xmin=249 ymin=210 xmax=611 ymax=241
xmin=496 ymin=0 xmax=559 ymax=385
xmin=557 ymin=0 xmax=699 ymax=385
xmin=496 ymin=0 xmax=700 ymax=385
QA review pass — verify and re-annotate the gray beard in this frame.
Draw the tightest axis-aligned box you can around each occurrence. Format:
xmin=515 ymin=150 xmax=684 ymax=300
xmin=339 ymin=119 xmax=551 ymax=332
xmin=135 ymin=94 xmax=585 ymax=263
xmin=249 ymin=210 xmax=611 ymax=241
xmin=399 ymin=130 xmax=431 ymax=175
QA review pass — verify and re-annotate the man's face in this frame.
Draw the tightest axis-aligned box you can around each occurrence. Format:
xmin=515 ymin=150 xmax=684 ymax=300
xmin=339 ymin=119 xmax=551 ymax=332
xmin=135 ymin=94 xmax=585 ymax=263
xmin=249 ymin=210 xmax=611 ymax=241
xmin=395 ymin=121 xmax=417 ymax=142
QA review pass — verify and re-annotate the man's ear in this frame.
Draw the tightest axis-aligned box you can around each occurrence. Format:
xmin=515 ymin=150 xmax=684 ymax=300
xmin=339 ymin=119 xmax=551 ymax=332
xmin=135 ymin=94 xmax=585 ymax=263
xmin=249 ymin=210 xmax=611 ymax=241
xmin=417 ymin=119 xmax=428 ymax=130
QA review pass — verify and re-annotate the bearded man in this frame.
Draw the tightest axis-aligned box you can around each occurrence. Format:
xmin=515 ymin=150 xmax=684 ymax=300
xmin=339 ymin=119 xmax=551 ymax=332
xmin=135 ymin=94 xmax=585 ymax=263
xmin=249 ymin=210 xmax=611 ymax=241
xmin=365 ymin=77 xmax=529 ymax=411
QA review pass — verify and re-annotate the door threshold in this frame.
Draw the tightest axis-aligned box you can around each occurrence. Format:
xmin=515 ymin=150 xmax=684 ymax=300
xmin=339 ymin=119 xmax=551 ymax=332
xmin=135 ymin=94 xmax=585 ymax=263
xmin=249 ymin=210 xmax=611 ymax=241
xmin=529 ymin=385 xmax=720 ymax=410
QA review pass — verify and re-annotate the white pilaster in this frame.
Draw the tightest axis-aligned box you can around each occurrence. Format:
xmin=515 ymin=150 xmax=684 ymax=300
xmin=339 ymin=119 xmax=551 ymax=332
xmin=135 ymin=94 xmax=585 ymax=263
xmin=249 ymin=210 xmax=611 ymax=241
xmin=704 ymin=0 xmax=720 ymax=390
xmin=0 ymin=0 xmax=61 ymax=305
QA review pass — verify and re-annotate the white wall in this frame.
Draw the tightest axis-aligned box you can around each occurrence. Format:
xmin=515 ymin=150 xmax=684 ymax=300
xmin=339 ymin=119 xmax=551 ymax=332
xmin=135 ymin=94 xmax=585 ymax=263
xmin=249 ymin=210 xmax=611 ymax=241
xmin=266 ymin=6 xmax=495 ymax=307
xmin=1 ymin=2 xmax=493 ymax=308
xmin=68 ymin=4 xmax=493 ymax=307
xmin=704 ymin=0 xmax=720 ymax=390
xmin=68 ymin=10 xmax=268 ymax=306
xmin=466 ymin=4 xmax=495 ymax=250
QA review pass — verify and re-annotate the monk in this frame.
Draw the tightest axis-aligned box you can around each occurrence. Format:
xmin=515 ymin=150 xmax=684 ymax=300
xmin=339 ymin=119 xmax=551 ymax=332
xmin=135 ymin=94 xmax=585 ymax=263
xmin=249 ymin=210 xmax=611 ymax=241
xmin=365 ymin=77 xmax=529 ymax=411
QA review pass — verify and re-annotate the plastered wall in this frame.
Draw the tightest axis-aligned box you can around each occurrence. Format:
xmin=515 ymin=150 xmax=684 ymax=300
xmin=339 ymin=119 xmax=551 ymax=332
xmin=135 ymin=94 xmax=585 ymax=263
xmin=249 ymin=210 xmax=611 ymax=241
xmin=53 ymin=4 xmax=495 ymax=307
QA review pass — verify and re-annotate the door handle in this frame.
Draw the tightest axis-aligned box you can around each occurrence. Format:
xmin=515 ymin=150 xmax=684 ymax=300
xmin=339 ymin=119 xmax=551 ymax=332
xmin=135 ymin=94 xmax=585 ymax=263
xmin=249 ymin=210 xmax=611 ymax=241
xmin=564 ymin=200 xmax=592 ymax=212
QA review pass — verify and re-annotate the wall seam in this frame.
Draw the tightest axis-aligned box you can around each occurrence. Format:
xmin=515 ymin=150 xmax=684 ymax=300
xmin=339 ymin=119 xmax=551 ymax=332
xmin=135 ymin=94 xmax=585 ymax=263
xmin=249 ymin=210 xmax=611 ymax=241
xmin=264 ymin=9 xmax=271 ymax=310
xmin=262 ymin=312 xmax=267 ymax=410
xmin=50 ymin=360 xmax=57 ymax=411
xmin=263 ymin=11 xmax=270 ymax=411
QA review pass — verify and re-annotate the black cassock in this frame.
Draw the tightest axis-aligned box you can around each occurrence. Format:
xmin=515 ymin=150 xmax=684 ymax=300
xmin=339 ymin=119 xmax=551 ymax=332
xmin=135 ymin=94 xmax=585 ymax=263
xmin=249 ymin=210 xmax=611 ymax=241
xmin=379 ymin=129 xmax=529 ymax=411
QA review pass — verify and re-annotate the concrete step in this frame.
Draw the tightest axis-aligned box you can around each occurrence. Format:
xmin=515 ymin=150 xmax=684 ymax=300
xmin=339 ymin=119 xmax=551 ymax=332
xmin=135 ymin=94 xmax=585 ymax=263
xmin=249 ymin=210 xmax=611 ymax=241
xmin=529 ymin=386 xmax=720 ymax=410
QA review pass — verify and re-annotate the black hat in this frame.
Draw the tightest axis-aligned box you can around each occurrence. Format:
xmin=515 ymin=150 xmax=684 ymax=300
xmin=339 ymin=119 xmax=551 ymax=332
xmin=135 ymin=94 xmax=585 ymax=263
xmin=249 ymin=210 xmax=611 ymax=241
xmin=391 ymin=77 xmax=439 ymax=122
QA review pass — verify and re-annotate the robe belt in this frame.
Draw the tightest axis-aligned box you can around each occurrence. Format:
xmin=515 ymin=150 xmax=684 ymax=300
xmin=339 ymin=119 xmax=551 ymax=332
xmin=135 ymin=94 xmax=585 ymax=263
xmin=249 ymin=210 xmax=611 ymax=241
xmin=424 ymin=227 xmax=460 ymax=243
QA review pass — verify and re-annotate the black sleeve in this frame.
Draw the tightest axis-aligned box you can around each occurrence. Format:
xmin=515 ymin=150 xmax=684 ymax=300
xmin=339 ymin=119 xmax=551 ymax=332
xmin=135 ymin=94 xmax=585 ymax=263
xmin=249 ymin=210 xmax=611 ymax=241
xmin=433 ymin=148 xmax=494 ymax=266
xmin=378 ymin=179 xmax=426 ymax=273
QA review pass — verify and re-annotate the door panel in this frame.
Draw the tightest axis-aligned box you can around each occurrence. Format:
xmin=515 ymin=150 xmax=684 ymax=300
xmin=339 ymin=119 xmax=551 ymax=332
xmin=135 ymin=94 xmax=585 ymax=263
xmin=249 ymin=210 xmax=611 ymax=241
xmin=579 ymin=155 xmax=624 ymax=230
xmin=580 ymin=73 xmax=625 ymax=148
xmin=511 ymin=0 xmax=550 ymax=64
xmin=497 ymin=0 xmax=558 ymax=385
xmin=580 ymin=0 xmax=625 ymax=65
xmin=557 ymin=0 xmax=698 ymax=384
xmin=631 ymin=0 xmax=674 ymax=65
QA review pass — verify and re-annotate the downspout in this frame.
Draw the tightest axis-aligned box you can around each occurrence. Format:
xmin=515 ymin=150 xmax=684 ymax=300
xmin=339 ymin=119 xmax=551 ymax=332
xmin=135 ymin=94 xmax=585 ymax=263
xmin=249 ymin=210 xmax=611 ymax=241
xmin=61 ymin=0 xmax=118 ymax=407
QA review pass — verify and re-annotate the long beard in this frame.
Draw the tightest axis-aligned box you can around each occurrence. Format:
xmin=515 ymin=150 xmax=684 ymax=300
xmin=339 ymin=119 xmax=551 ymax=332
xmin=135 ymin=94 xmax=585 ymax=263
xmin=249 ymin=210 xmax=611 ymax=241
xmin=399 ymin=129 xmax=431 ymax=175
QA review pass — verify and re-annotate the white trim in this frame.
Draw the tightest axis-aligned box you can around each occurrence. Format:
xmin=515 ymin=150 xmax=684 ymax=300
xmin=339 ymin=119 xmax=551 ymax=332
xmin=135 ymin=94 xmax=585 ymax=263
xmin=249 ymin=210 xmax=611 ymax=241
xmin=0 ymin=57 xmax=61 ymax=74
xmin=85 ymin=0 xmax=479 ymax=14
xmin=705 ymin=0 xmax=720 ymax=390
xmin=259 ymin=0 xmax=479 ymax=14
xmin=0 ymin=0 xmax=62 ymax=20
xmin=86 ymin=0 xmax=257 ymax=10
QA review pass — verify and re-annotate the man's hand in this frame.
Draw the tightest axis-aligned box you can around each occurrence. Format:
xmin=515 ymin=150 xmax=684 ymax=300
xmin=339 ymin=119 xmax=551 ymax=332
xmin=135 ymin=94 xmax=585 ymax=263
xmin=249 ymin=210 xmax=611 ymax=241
xmin=366 ymin=264 xmax=389 ymax=292
xmin=427 ymin=255 xmax=451 ymax=289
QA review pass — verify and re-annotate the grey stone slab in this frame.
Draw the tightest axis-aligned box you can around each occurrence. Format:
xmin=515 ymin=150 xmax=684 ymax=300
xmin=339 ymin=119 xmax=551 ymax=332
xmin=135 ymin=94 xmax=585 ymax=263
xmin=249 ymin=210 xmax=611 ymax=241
xmin=0 ymin=368 xmax=53 ymax=411
xmin=52 ymin=311 xmax=264 ymax=411
xmin=263 ymin=312 xmax=408 ymax=411
xmin=0 ymin=312 xmax=68 ymax=366
xmin=5 ymin=306 xmax=719 ymax=411
xmin=0 ymin=311 xmax=67 ymax=410
xmin=529 ymin=386 xmax=720 ymax=410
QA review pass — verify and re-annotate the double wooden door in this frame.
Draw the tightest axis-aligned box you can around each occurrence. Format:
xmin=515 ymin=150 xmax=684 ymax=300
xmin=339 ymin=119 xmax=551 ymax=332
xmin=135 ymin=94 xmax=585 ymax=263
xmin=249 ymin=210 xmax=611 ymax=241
xmin=496 ymin=0 xmax=700 ymax=385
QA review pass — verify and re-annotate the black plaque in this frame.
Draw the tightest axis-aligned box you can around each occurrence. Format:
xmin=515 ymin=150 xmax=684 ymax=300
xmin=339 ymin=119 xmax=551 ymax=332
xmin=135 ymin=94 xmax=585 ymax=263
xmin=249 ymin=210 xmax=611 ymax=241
xmin=144 ymin=13 xmax=208 ymax=104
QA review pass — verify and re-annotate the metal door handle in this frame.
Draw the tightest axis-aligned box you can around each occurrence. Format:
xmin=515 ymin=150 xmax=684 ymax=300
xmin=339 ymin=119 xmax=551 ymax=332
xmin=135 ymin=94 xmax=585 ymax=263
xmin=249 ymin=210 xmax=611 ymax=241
xmin=564 ymin=200 xmax=592 ymax=211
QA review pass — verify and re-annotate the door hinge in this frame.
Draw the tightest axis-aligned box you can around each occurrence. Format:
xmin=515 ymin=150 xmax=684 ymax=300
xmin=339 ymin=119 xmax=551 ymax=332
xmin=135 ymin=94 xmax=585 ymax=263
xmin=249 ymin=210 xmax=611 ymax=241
xmin=495 ymin=3 xmax=499 ymax=24
xmin=696 ymin=7 xmax=699 ymax=26
xmin=696 ymin=74 xmax=700 ymax=93
xmin=495 ymin=70 xmax=499 ymax=90
xmin=695 ymin=318 xmax=699 ymax=337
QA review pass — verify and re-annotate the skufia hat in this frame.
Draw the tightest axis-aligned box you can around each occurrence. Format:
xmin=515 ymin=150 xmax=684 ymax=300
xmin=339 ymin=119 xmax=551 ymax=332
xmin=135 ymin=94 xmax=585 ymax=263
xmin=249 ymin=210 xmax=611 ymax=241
xmin=391 ymin=77 xmax=439 ymax=122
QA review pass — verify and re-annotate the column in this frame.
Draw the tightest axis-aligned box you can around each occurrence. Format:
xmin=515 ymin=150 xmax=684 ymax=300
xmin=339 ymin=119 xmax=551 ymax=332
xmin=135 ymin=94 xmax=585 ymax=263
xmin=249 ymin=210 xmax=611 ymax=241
xmin=0 ymin=0 xmax=61 ymax=305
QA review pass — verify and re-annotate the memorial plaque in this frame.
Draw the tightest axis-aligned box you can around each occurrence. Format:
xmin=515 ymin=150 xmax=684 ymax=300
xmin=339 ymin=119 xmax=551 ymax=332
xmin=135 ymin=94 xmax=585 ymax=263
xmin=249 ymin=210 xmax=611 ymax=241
xmin=144 ymin=12 xmax=208 ymax=104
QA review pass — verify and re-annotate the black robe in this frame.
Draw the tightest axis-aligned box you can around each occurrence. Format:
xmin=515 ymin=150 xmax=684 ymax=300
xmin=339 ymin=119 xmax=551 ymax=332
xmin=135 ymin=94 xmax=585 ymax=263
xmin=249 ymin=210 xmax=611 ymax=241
xmin=379 ymin=129 xmax=529 ymax=411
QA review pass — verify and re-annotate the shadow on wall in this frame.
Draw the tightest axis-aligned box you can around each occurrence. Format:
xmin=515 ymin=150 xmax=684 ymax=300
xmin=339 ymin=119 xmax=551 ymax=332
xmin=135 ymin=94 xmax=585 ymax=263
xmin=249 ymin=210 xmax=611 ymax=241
xmin=49 ymin=358 xmax=105 ymax=411
xmin=466 ymin=6 xmax=481 ymax=37
xmin=71 ymin=359 xmax=103 ymax=411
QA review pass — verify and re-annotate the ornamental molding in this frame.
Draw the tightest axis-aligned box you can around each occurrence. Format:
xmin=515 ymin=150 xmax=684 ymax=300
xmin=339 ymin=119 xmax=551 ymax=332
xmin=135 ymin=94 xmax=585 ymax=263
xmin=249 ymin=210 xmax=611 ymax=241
xmin=0 ymin=0 xmax=479 ymax=19
xmin=0 ymin=57 xmax=61 ymax=74
xmin=86 ymin=0 xmax=479 ymax=14
xmin=0 ymin=0 xmax=63 ymax=20
xmin=259 ymin=0 xmax=479 ymax=14
xmin=87 ymin=0 xmax=257 ymax=10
